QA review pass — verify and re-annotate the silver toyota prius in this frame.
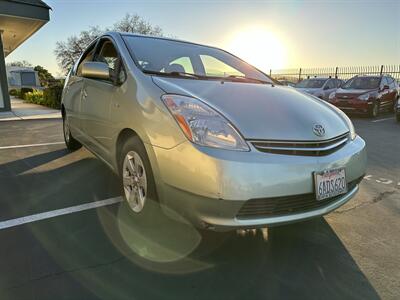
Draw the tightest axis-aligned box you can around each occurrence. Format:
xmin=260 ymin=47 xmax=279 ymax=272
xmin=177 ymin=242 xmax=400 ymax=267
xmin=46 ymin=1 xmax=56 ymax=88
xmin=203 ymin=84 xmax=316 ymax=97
xmin=61 ymin=32 xmax=367 ymax=231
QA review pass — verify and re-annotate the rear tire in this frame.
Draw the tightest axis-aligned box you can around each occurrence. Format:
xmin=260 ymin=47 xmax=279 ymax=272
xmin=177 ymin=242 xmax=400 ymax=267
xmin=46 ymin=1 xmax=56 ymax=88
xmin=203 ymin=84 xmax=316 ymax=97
xmin=119 ymin=136 xmax=159 ymax=219
xmin=63 ymin=113 xmax=81 ymax=151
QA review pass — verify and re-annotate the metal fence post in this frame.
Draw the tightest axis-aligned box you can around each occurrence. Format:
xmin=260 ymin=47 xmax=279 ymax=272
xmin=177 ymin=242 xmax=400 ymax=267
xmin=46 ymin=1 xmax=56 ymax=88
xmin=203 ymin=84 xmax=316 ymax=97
xmin=380 ymin=65 xmax=384 ymax=75
xmin=335 ymin=67 xmax=338 ymax=78
xmin=269 ymin=69 xmax=272 ymax=77
xmin=298 ymin=68 xmax=302 ymax=82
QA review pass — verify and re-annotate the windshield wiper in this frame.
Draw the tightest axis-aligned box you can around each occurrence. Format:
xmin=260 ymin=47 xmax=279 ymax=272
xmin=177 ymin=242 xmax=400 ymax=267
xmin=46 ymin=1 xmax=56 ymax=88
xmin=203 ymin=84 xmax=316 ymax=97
xmin=226 ymin=75 xmax=272 ymax=85
xmin=142 ymin=70 xmax=208 ymax=79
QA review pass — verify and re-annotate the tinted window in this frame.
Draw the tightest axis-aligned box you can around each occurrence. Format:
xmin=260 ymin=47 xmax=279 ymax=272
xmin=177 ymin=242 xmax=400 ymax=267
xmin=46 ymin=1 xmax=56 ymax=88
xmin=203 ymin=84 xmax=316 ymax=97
xmin=296 ymin=79 xmax=327 ymax=88
xmin=95 ymin=40 xmax=119 ymax=80
xmin=164 ymin=56 xmax=194 ymax=73
xmin=324 ymin=79 xmax=335 ymax=89
xmin=200 ymin=55 xmax=244 ymax=77
xmin=380 ymin=77 xmax=388 ymax=88
xmin=76 ymin=43 xmax=96 ymax=77
xmin=342 ymin=77 xmax=381 ymax=89
xmin=123 ymin=35 xmax=273 ymax=83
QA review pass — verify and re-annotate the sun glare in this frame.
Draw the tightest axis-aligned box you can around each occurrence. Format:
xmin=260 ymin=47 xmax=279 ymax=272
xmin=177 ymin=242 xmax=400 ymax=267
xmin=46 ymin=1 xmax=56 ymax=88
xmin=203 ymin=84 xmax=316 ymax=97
xmin=226 ymin=27 xmax=287 ymax=72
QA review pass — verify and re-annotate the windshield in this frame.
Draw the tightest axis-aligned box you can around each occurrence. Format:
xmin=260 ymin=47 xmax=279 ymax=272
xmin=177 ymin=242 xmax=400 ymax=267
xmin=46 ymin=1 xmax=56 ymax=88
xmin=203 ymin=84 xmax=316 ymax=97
xmin=341 ymin=77 xmax=381 ymax=90
xmin=122 ymin=35 xmax=273 ymax=83
xmin=295 ymin=79 xmax=327 ymax=88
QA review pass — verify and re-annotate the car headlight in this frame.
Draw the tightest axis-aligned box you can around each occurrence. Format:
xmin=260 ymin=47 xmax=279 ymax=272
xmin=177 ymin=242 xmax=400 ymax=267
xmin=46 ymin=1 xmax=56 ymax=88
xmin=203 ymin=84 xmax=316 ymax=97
xmin=162 ymin=94 xmax=249 ymax=151
xmin=329 ymin=92 xmax=336 ymax=100
xmin=357 ymin=93 xmax=370 ymax=101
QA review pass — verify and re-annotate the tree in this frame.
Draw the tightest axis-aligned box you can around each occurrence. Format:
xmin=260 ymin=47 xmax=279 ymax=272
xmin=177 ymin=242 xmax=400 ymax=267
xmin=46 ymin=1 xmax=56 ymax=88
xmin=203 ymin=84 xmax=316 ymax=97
xmin=34 ymin=65 xmax=55 ymax=87
xmin=55 ymin=14 xmax=165 ymax=74
xmin=6 ymin=60 xmax=32 ymax=68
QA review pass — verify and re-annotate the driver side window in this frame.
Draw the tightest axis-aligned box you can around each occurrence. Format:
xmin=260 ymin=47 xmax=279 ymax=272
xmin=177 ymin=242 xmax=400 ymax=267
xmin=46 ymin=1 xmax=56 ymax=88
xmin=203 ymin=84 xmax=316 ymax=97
xmin=94 ymin=40 xmax=125 ymax=83
xmin=76 ymin=44 xmax=96 ymax=77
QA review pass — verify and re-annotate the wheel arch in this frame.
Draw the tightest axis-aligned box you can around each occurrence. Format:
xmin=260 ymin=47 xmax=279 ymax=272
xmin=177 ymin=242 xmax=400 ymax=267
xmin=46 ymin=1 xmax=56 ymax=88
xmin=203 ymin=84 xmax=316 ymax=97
xmin=115 ymin=128 xmax=139 ymax=171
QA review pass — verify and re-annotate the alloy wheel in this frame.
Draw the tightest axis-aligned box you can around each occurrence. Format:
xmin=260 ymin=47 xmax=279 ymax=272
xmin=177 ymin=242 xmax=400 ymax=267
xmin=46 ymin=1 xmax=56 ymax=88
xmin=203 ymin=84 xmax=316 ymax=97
xmin=372 ymin=103 xmax=379 ymax=117
xmin=122 ymin=150 xmax=148 ymax=213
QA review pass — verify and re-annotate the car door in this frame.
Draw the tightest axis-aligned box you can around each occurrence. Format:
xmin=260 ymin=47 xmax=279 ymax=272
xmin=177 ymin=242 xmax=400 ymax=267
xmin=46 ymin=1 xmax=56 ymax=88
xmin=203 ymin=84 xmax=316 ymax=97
xmin=387 ymin=76 xmax=397 ymax=106
xmin=322 ymin=79 xmax=335 ymax=100
xmin=80 ymin=38 xmax=122 ymax=161
xmin=62 ymin=43 xmax=96 ymax=141
xmin=379 ymin=77 xmax=391 ymax=110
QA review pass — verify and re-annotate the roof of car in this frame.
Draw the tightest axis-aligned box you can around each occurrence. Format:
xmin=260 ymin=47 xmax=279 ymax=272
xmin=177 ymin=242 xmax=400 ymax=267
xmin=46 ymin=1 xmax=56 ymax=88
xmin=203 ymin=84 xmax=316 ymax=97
xmin=115 ymin=31 xmax=201 ymax=47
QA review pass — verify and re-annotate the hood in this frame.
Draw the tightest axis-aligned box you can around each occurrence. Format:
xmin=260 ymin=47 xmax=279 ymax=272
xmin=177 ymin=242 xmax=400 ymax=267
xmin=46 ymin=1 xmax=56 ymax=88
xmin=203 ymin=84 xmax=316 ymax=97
xmin=153 ymin=77 xmax=349 ymax=141
xmin=335 ymin=87 xmax=377 ymax=98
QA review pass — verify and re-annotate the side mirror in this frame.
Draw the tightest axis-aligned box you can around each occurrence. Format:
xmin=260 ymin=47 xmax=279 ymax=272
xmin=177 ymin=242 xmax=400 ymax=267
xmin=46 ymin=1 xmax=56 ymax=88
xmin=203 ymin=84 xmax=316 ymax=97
xmin=382 ymin=85 xmax=390 ymax=91
xmin=82 ymin=62 xmax=110 ymax=80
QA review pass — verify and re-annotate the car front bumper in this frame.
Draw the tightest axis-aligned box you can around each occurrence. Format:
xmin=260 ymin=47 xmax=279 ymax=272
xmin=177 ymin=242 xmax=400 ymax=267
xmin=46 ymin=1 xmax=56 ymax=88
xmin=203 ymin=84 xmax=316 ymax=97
xmin=148 ymin=136 xmax=367 ymax=231
xmin=330 ymin=99 xmax=373 ymax=113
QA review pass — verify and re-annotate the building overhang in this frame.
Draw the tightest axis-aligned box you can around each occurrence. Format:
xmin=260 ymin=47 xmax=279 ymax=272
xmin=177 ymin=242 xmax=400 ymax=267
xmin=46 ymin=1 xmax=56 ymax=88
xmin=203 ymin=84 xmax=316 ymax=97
xmin=0 ymin=0 xmax=50 ymax=57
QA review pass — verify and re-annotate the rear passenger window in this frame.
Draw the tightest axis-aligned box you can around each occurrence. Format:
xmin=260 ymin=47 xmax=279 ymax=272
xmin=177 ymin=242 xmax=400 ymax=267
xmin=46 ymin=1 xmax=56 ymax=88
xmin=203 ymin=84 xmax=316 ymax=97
xmin=380 ymin=77 xmax=388 ymax=88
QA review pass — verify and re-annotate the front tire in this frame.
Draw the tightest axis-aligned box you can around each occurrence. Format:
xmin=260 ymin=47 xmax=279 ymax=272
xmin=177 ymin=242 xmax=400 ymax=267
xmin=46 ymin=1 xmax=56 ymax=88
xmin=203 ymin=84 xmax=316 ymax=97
xmin=119 ymin=136 xmax=158 ymax=215
xmin=63 ymin=113 xmax=81 ymax=151
xmin=369 ymin=101 xmax=380 ymax=118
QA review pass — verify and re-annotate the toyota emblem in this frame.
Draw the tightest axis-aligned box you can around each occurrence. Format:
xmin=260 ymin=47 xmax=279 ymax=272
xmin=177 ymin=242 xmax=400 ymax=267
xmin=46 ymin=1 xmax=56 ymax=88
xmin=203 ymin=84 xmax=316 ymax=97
xmin=313 ymin=124 xmax=325 ymax=137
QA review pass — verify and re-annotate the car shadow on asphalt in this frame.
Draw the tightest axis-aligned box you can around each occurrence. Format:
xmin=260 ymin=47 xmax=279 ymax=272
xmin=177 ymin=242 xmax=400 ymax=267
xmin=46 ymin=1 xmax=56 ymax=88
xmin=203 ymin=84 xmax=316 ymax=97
xmin=0 ymin=149 xmax=380 ymax=300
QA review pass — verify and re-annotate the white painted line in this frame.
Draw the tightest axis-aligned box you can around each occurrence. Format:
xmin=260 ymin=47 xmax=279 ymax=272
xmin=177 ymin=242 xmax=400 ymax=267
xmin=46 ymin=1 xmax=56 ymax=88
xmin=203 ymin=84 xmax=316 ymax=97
xmin=0 ymin=197 xmax=123 ymax=230
xmin=371 ymin=117 xmax=395 ymax=123
xmin=0 ymin=142 xmax=65 ymax=150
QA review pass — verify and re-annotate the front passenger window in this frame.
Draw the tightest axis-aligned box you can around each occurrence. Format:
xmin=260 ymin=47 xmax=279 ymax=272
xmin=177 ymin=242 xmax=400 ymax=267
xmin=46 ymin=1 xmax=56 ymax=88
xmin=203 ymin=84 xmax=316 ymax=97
xmin=95 ymin=41 xmax=121 ymax=82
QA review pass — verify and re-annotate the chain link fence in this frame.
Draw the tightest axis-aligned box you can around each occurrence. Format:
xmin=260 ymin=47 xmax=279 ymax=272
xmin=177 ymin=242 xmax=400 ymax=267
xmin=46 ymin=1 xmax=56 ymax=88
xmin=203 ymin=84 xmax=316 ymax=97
xmin=269 ymin=65 xmax=400 ymax=84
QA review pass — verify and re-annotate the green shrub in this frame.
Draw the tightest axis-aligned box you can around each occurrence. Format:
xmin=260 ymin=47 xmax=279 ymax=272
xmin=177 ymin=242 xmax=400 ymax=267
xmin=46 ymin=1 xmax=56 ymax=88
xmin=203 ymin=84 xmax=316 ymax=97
xmin=20 ymin=88 xmax=33 ymax=100
xmin=9 ymin=89 xmax=20 ymax=97
xmin=22 ymin=83 xmax=63 ymax=109
xmin=43 ymin=83 xmax=63 ymax=109
xmin=23 ymin=90 xmax=44 ymax=105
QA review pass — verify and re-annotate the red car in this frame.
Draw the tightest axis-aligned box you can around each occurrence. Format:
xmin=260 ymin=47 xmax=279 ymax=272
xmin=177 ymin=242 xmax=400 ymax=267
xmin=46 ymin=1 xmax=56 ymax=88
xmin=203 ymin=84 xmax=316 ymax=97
xmin=328 ymin=75 xmax=399 ymax=117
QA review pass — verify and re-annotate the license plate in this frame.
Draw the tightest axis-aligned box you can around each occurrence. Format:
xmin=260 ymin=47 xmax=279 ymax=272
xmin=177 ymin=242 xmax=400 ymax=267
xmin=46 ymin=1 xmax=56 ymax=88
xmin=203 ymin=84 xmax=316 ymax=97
xmin=314 ymin=168 xmax=347 ymax=201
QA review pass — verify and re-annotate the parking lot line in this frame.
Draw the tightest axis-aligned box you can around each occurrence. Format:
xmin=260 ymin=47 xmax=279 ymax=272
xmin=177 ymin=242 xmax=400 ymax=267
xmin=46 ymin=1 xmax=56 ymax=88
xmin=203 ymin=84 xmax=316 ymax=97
xmin=0 ymin=141 xmax=65 ymax=150
xmin=371 ymin=117 xmax=395 ymax=123
xmin=0 ymin=197 xmax=122 ymax=230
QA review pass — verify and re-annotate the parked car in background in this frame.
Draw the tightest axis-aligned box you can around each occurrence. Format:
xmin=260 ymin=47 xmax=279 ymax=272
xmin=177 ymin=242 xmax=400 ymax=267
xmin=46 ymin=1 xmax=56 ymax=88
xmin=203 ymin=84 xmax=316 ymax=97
xmin=329 ymin=75 xmax=399 ymax=118
xmin=62 ymin=32 xmax=366 ymax=231
xmin=295 ymin=77 xmax=343 ymax=100
xmin=278 ymin=79 xmax=296 ymax=87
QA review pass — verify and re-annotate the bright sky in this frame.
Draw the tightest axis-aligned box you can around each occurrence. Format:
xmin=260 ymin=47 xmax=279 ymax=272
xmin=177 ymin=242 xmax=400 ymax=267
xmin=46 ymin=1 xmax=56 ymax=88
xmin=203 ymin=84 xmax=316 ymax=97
xmin=5 ymin=0 xmax=400 ymax=77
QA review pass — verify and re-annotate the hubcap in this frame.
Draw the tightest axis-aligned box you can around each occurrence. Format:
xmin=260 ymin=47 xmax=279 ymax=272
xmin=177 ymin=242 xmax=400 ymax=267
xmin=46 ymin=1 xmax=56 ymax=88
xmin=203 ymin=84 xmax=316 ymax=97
xmin=63 ymin=118 xmax=70 ymax=143
xmin=373 ymin=104 xmax=378 ymax=117
xmin=122 ymin=151 xmax=147 ymax=213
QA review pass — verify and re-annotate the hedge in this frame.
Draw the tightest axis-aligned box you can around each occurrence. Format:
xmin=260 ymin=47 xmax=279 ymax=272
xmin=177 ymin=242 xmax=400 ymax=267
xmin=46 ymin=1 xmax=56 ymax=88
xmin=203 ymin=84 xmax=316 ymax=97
xmin=23 ymin=84 xmax=63 ymax=109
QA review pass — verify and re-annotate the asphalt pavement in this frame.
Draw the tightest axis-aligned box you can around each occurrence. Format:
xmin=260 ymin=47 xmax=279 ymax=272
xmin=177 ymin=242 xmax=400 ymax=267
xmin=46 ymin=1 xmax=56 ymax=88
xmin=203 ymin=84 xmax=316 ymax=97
xmin=0 ymin=114 xmax=398 ymax=300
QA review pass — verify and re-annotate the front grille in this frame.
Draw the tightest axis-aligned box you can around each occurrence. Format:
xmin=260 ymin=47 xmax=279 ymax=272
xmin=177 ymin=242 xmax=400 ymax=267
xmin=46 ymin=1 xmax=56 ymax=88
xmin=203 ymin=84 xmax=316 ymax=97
xmin=236 ymin=177 xmax=363 ymax=219
xmin=250 ymin=132 xmax=349 ymax=156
